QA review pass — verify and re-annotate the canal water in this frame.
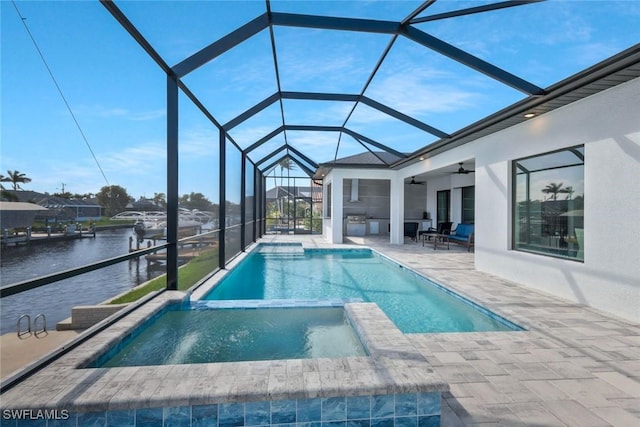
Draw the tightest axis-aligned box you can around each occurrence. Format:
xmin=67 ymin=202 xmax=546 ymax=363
xmin=0 ymin=228 xmax=164 ymax=335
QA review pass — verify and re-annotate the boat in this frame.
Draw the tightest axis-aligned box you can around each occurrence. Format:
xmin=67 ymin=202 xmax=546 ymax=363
xmin=111 ymin=211 xmax=147 ymax=221
xmin=132 ymin=210 xmax=214 ymax=241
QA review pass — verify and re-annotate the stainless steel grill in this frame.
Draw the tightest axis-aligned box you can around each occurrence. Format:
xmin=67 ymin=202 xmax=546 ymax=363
xmin=346 ymin=215 xmax=366 ymax=224
xmin=346 ymin=215 xmax=366 ymax=236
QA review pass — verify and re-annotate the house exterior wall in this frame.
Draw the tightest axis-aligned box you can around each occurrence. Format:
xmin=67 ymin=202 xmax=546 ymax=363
xmin=472 ymin=77 xmax=640 ymax=322
xmin=343 ymin=178 xmax=391 ymax=219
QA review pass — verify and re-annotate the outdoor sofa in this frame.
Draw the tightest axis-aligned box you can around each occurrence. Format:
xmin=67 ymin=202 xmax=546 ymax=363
xmin=448 ymin=223 xmax=474 ymax=251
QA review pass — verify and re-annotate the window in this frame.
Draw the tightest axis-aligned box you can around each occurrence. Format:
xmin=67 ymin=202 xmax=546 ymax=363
xmin=461 ymin=186 xmax=475 ymax=224
xmin=513 ymin=146 xmax=584 ymax=261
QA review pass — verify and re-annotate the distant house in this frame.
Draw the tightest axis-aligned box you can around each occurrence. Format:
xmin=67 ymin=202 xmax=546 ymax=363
xmin=265 ymin=185 xmax=322 ymax=204
xmin=3 ymin=190 xmax=102 ymax=222
xmin=0 ymin=201 xmax=48 ymax=229
xmin=37 ymin=196 xmax=102 ymax=221
xmin=126 ymin=197 xmax=163 ymax=212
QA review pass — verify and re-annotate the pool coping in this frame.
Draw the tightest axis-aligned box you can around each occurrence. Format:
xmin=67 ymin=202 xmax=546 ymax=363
xmin=0 ymin=290 xmax=448 ymax=412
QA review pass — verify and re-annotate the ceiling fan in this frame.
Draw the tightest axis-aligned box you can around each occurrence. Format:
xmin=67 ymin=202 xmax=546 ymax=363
xmin=407 ymin=176 xmax=425 ymax=185
xmin=454 ymin=162 xmax=475 ymax=174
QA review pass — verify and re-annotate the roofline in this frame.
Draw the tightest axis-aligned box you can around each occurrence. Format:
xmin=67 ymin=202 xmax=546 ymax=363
xmin=317 ymin=162 xmax=392 ymax=169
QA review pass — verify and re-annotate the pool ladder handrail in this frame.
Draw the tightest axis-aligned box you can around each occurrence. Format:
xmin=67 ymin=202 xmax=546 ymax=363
xmin=34 ymin=313 xmax=47 ymax=336
xmin=17 ymin=314 xmax=31 ymax=337
xmin=17 ymin=313 xmax=47 ymax=338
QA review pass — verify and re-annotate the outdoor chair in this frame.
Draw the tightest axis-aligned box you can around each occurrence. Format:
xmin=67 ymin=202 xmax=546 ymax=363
xmin=421 ymin=221 xmax=452 ymax=241
xmin=404 ymin=222 xmax=420 ymax=242
xmin=448 ymin=223 xmax=475 ymax=251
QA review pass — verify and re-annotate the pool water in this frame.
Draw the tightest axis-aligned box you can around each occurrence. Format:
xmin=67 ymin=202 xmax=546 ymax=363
xmin=90 ymin=305 xmax=367 ymax=367
xmin=204 ymin=246 xmax=521 ymax=333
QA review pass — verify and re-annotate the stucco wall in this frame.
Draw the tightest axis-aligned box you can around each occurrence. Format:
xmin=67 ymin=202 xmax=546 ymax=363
xmin=343 ymin=178 xmax=391 ymax=219
xmin=473 ymin=78 xmax=640 ymax=322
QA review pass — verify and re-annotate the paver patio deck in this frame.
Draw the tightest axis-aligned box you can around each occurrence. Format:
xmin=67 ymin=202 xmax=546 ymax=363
xmin=261 ymin=235 xmax=640 ymax=426
xmin=1 ymin=235 xmax=638 ymax=426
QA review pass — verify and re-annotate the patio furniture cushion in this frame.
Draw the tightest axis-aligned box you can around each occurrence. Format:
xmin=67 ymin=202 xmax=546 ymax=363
xmin=448 ymin=223 xmax=475 ymax=251
xmin=449 ymin=223 xmax=473 ymax=240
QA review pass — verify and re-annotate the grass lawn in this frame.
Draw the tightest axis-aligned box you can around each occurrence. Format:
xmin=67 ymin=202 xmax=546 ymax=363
xmin=109 ymin=247 xmax=219 ymax=304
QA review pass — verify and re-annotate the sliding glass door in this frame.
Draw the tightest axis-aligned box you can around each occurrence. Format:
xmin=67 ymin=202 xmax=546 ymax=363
xmin=436 ymin=190 xmax=450 ymax=226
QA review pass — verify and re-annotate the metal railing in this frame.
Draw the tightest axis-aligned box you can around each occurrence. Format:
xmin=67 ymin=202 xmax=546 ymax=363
xmin=0 ymin=243 xmax=169 ymax=299
xmin=0 ymin=222 xmax=244 ymax=299
xmin=15 ymin=313 xmax=47 ymax=338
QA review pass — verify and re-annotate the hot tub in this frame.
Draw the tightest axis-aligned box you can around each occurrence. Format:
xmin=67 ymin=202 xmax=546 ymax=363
xmin=2 ymin=293 xmax=448 ymax=427
xmin=87 ymin=302 xmax=367 ymax=367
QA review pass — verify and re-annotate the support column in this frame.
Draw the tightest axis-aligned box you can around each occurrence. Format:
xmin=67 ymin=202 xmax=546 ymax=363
xmin=389 ymin=174 xmax=404 ymax=245
xmin=219 ymin=132 xmax=226 ymax=269
xmin=240 ymin=152 xmax=246 ymax=250
xmin=330 ymin=175 xmax=344 ymax=244
xmin=253 ymin=165 xmax=258 ymax=241
xmin=166 ymin=75 xmax=179 ymax=290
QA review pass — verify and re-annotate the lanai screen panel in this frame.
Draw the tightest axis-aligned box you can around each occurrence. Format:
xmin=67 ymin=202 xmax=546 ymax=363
xmin=226 ymin=103 xmax=284 ymax=151
xmin=115 ymin=1 xmax=266 ymax=66
xmin=180 ymin=30 xmax=278 ymax=125
xmin=281 ymin=100 xmax=356 ymax=128
xmin=348 ymin=104 xmax=438 ymax=155
xmin=420 ymin=1 xmax=640 ymax=88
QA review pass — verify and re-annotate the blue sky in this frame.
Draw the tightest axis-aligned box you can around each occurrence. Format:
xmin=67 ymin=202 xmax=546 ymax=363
xmin=2 ymin=0 xmax=639 ymax=204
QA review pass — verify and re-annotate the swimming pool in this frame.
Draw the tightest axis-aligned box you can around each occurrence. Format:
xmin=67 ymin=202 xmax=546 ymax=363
xmin=89 ymin=303 xmax=367 ymax=367
xmin=203 ymin=245 xmax=522 ymax=333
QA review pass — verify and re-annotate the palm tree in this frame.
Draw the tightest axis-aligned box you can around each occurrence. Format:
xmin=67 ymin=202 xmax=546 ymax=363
xmin=153 ymin=192 xmax=166 ymax=208
xmin=4 ymin=170 xmax=32 ymax=190
xmin=278 ymin=157 xmax=296 ymax=186
xmin=560 ymin=186 xmax=575 ymax=200
xmin=0 ymin=174 xmax=19 ymax=201
xmin=542 ymin=182 xmax=564 ymax=201
xmin=278 ymin=158 xmax=296 ymax=225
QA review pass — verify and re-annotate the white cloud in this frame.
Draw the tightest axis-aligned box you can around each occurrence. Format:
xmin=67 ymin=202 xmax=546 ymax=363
xmin=286 ymin=132 xmax=342 ymax=162
xmin=100 ymin=141 xmax=166 ymax=174
xmin=229 ymin=125 xmax=279 ymax=149
xmin=365 ymin=70 xmax=480 ymax=118
xmin=30 ymin=160 xmax=109 ymax=195
xmin=75 ymin=105 xmax=164 ymax=121
xmin=130 ymin=109 xmax=166 ymax=121
xmin=179 ymin=128 xmax=220 ymax=159
xmin=571 ymin=42 xmax=626 ymax=68
xmin=75 ymin=105 xmax=128 ymax=118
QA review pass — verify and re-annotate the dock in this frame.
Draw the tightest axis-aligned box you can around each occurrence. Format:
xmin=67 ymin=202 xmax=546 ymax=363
xmin=145 ymin=250 xmax=202 ymax=263
xmin=128 ymin=233 xmax=219 ymax=264
xmin=1 ymin=230 xmax=95 ymax=247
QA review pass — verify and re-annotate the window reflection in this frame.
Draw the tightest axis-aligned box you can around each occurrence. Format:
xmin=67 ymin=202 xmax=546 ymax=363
xmin=513 ymin=146 xmax=584 ymax=261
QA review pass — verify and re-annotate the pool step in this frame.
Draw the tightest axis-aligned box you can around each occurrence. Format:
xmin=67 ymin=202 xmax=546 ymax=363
xmin=258 ymin=246 xmax=305 ymax=256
